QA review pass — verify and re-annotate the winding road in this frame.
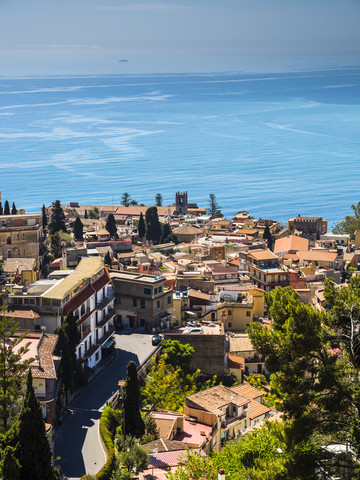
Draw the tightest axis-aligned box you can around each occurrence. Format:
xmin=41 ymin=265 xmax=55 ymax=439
xmin=55 ymin=331 xmax=155 ymax=480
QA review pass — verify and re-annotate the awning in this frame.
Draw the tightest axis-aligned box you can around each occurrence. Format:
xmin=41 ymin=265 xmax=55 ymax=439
xmin=102 ymin=339 xmax=115 ymax=349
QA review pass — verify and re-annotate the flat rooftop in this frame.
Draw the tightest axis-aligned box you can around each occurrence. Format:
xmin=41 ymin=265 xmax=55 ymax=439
xmin=110 ymin=271 xmax=164 ymax=284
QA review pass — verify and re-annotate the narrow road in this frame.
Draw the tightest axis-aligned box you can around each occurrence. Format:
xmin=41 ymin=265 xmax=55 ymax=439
xmin=55 ymin=332 xmax=155 ymax=480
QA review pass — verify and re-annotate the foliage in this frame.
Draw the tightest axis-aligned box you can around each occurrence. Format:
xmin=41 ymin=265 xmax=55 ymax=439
xmin=333 ymin=201 xmax=360 ymax=238
xmin=0 ymin=202 xmax=3 ymax=215
xmin=155 ymin=193 xmax=163 ymax=206
xmin=137 ymin=212 xmax=146 ymax=238
xmin=95 ymin=406 xmax=121 ymax=480
xmin=17 ymin=370 xmax=57 ymax=480
xmin=207 ymin=194 xmax=221 ymax=219
xmin=11 ymin=203 xmax=17 ymax=215
xmin=142 ymin=412 xmax=159 ymax=443
xmin=263 ymin=225 xmax=274 ymax=250
xmin=88 ymin=207 xmax=100 ymax=219
xmin=161 ymin=339 xmax=194 ymax=374
xmin=104 ymin=251 xmax=112 ymax=267
xmin=49 ymin=230 xmax=73 ymax=258
xmin=123 ymin=361 xmax=145 ymax=438
xmin=165 ymin=449 xmax=217 ymax=480
xmin=106 ymin=214 xmax=117 ymax=238
xmin=84 ymin=209 xmax=88 ymax=219
xmin=4 ymin=201 xmax=10 ymax=216
xmin=121 ymin=193 xmax=131 ymax=207
xmin=248 ymin=374 xmax=278 ymax=408
xmin=48 ymin=200 xmax=67 ymax=234
xmin=41 ymin=204 xmax=47 ymax=227
xmin=0 ymin=445 xmax=20 ymax=480
xmin=129 ymin=200 xmax=138 ymax=206
xmin=145 ymin=207 xmax=162 ymax=244
xmin=0 ymin=308 xmax=33 ymax=432
xmin=115 ymin=435 xmax=149 ymax=474
xmin=73 ymin=217 xmax=84 ymax=241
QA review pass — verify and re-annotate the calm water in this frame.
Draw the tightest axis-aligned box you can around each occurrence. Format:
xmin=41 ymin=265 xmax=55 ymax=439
xmin=0 ymin=68 xmax=360 ymax=226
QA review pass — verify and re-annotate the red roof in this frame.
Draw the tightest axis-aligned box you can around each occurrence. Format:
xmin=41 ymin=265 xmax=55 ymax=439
xmin=63 ymin=284 xmax=94 ymax=315
xmin=92 ymin=271 xmax=111 ymax=292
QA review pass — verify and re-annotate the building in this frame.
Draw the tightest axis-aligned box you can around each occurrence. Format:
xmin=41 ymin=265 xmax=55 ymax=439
xmin=229 ymin=333 xmax=268 ymax=377
xmin=111 ymin=271 xmax=173 ymax=330
xmin=184 ymin=385 xmax=250 ymax=451
xmin=8 ymin=257 xmax=115 ymax=369
xmin=175 ymin=191 xmax=188 ymax=215
xmin=288 ymin=216 xmax=327 ymax=240
xmin=2 ymin=257 xmax=38 ymax=285
xmin=0 ymin=213 xmax=44 ymax=267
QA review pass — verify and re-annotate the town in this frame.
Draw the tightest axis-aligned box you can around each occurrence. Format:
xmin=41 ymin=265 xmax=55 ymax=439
xmin=0 ymin=191 xmax=359 ymax=480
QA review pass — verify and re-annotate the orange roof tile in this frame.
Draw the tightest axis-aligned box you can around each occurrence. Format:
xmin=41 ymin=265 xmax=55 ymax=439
xmin=248 ymin=249 xmax=278 ymax=260
xmin=248 ymin=400 xmax=271 ymax=420
xmin=230 ymin=383 xmax=264 ymax=400
xmin=297 ymin=250 xmax=337 ymax=263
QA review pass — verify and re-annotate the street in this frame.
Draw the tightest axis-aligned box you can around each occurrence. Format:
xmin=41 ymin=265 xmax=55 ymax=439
xmin=55 ymin=331 xmax=156 ymax=480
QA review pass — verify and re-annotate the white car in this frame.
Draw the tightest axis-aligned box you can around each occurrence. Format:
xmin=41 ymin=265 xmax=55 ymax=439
xmin=183 ymin=327 xmax=204 ymax=334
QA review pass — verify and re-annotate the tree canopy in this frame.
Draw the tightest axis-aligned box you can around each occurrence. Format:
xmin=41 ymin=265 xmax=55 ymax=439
xmin=73 ymin=216 xmax=84 ymax=241
xmin=123 ymin=361 xmax=145 ymax=439
xmin=333 ymin=201 xmax=360 ymax=239
xmin=105 ymin=213 xmax=117 ymax=238
xmin=3 ymin=201 xmax=10 ymax=216
xmin=121 ymin=193 xmax=131 ymax=207
xmin=145 ymin=207 xmax=162 ymax=244
xmin=155 ymin=193 xmax=163 ymax=206
xmin=138 ymin=212 xmax=146 ymax=238
xmin=207 ymin=194 xmax=221 ymax=219
xmin=161 ymin=339 xmax=194 ymax=374
xmin=48 ymin=200 xmax=67 ymax=234
xmin=11 ymin=203 xmax=17 ymax=215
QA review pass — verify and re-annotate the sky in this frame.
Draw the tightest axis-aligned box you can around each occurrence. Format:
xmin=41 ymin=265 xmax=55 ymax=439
xmin=0 ymin=0 xmax=360 ymax=75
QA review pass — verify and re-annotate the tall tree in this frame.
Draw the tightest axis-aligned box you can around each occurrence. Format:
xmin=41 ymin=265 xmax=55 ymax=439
xmin=41 ymin=204 xmax=47 ymax=228
xmin=3 ymin=201 xmax=10 ymax=216
xmin=160 ymin=222 xmax=172 ymax=243
xmin=123 ymin=361 xmax=145 ymax=438
xmin=0 ymin=202 xmax=3 ymax=215
xmin=11 ymin=203 xmax=17 ymax=215
xmin=104 ymin=251 xmax=112 ymax=268
xmin=155 ymin=193 xmax=163 ymax=207
xmin=17 ymin=370 xmax=57 ymax=480
xmin=105 ymin=213 xmax=117 ymax=238
xmin=161 ymin=340 xmax=194 ymax=374
xmin=138 ymin=212 xmax=146 ymax=239
xmin=48 ymin=200 xmax=67 ymax=234
xmin=73 ymin=217 xmax=84 ymax=241
xmin=207 ymin=194 xmax=221 ymax=219
xmin=263 ymin=225 xmax=273 ymax=250
xmin=0 ymin=445 xmax=21 ymax=480
xmin=121 ymin=193 xmax=131 ymax=207
xmin=333 ymin=201 xmax=360 ymax=239
xmin=145 ymin=207 xmax=162 ymax=244
xmin=130 ymin=200 xmax=138 ymax=206
xmin=0 ymin=309 xmax=33 ymax=432
xmin=84 ymin=209 xmax=88 ymax=219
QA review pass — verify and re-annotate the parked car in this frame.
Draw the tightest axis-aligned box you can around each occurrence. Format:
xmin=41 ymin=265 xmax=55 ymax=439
xmin=152 ymin=334 xmax=162 ymax=346
xmin=183 ymin=327 xmax=204 ymax=334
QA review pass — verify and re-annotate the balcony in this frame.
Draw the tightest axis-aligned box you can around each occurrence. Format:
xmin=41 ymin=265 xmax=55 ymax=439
xmin=223 ymin=412 xmax=247 ymax=428
xmin=96 ymin=308 xmax=115 ymax=328
xmin=95 ymin=294 xmax=115 ymax=311
xmin=245 ymin=355 xmax=265 ymax=363
xmin=81 ymin=325 xmax=91 ymax=341
xmin=77 ymin=308 xmax=91 ymax=326
xmin=96 ymin=324 xmax=115 ymax=346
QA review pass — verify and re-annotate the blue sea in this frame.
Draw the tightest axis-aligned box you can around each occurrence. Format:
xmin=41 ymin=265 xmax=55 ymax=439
xmin=0 ymin=68 xmax=360 ymax=227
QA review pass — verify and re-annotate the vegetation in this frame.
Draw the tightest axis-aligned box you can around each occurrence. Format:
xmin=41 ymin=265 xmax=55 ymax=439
xmin=41 ymin=204 xmax=47 ymax=228
xmin=161 ymin=339 xmax=194 ymax=374
xmin=333 ymin=200 xmax=360 ymax=238
xmin=11 ymin=203 xmax=17 ymax=215
xmin=105 ymin=214 xmax=117 ymax=238
xmin=94 ymin=406 xmax=122 ymax=480
xmin=104 ymin=251 xmax=112 ymax=268
xmin=0 ymin=308 xmax=33 ymax=432
xmin=3 ymin=201 xmax=10 ymax=216
xmin=145 ymin=207 xmax=162 ymax=244
xmin=155 ymin=193 xmax=163 ymax=207
xmin=263 ymin=225 xmax=274 ymax=250
xmin=121 ymin=193 xmax=131 ymax=207
xmin=123 ymin=361 xmax=145 ymax=439
xmin=73 ymin=216 xmax=84 ymax=241
xmin=137 ymin=212 xmax=146 ymax=239
xmin=50 ymin=230 xmax=73 ymax=258
xmin=207 ymin=194 xmax=222 ymax=219
xmin=0 ymin=202 xmax=3 ymax=215
xmin=16 ymin=370 xmax=57 ymax=480
xmin=114 ymin=435 xmax=148 ymax=475
xmin=48 ymin=200 xmax=67 ymax=234
xmin=88 ymin=207 xmax=100 ymax=219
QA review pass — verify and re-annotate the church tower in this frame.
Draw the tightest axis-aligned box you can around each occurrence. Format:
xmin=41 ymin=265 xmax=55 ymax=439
xmin=175 ymin=191 xmax=188 ymax=214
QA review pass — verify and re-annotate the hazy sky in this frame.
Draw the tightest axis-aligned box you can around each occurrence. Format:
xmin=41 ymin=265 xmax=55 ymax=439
xmin=1 ymin=0 xmax=360 ymax=75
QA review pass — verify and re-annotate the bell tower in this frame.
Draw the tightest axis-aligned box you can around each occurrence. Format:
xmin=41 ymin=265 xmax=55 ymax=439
xmin=175 ymin=191 xmax=188 ymax=214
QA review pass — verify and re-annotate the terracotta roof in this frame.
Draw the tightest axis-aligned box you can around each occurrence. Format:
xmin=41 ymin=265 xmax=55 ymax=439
xmin=1 ymin=309 xmax=40 ymax=320
xmin=283 ymin=253 xmax=299 ymax=261
xmin=31 ymin=333 xmax=58 ymax=380
xmin=230 ymin=383 xmax=263 ymax=400
xmin=143 ymin=439 xmax=188 ymax=453
xmin=248 ymin=400 xmax=271 ymax=420
xmin=100 ymin=206 xmax=118 ymax=212
xmin=115 ymin=206 xmax=176 ymax=216
xmin=64 ymin=284 xmax=94 ymax=316
xmin=172 ymin=225 xmax=202 ymax=235
xmin=3 ymin=258 xmax=36 ymax=273
xmin=188 ymin=289 xmax=211 ymax=301
xmin=208 ymin=263 xmax=239 ymax=274
xmin=96 ymin=229 xmax=110 ymax=236
xmin=186 ymin=385 xmax=249 ymax=415
xmin=248 ymin=249 xmax=278 ymax=261
xmin=297 ymin=250 xmax=337 ymax=263
xmin=148 ymin=449 xmax=203 ymax=468
xmin=274 ymin=235 xmax=309 ymax=254
xmin=227 ymin=355 xmax=244 ymax=369
xmin=92 ymin=270 xmax=111 ymax=292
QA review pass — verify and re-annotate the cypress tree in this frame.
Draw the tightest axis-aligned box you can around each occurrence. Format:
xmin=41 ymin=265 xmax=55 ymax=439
xmin=41 ymin=204 xmax=47 ymax=227
xmin=138 ymin=212 xmax=146 ymax=239
xmin=73 ymin=217 xmax=84 ymax=241
xmin=57 ymin=328 xmax=74 ymax=404
xmin=160 ymin=222 xmax=171 ymax=243
xmin=62 ymin=310 xmax=81 ymax=354
xmin=0 ymin=446 xmax=20 ymax=480
xmin=17 ymin=370 xmax=56 ymax=480
xmin=104 ymin=251 xmax=112 ymax=267
xmin=105 ymin=213 xmax=117 ymax=238
xmin=123 ymin=361 xmax=145 ymax=439
xmin=263 ymin=225 xmax=273 ymax=251
xmin=155 ymin=193 xmax=162 ymax=207
xmin=84 ymin=209 xmax=88 ymax=219
xmin=0 ymin=202 xmax=3 ymax=215
xmin=48 ymin=200 xmax=67 ymax=234
xmin=11 ymin=203 xmax=17 ymax=215
xmin=145 ymin=207 xmax=162 ymax=244
xmin=4 ymin=201 xmax=10 ymax=216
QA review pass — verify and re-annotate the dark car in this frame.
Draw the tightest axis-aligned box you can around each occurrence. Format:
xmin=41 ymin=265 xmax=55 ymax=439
xmin=152 ymin=334 xmax=162 ymax=346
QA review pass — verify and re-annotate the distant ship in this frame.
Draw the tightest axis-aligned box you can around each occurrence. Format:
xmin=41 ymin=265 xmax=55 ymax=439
xmin=118 ymin=59 xmax=128 ymax=63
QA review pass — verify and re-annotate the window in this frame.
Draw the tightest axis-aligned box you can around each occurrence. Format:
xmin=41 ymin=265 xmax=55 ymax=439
xmin=133 ymin=298 xmax=137 ymax=307
xmin=154 ymin=287 xmax=158 ymax=294
xmin=6 ymin=236 xmax=11 ymax=245
xmin=228 ymin=310 xmax=231 ymax=316
xmin=141 ymin=299 xmax=145 ymax=309
xmin=116 ymin=296 xmax=121 ymax=305
xmin=144 ymin=288 xmax=151 ymax=295
xmin=228 ymin=322 xmax=232 ymax=328
xmin=159 ymin=286 xmax=162 ymax=293
xmin=246 ymin=311 xmax=251 ymax=317
xmin=156 ymin=300 xmax=160 ymax=308
xmin=95 ymin=352 xmax=99 ymax=361
xmin=167 ymin=296 xmax=171 ymax=305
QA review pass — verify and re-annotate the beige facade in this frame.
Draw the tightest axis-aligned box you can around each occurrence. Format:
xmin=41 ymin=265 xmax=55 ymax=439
xmin=111 ymin=271 xmax=173 ymax=329
xmin=0 ymin=213 xmax=43 ymax=267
